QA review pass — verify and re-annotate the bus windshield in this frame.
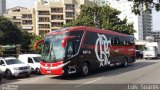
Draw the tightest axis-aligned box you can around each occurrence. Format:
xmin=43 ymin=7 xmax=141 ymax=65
xmin=41 ymin=34 xmax=67 ymax=62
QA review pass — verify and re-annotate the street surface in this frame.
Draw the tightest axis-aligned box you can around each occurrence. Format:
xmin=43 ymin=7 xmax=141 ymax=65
xmin=1 ymin=59 xmax=160 ymax=90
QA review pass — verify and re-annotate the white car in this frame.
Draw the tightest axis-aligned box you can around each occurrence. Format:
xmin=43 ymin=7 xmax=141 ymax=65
xmin=0 ymin=57 xmax=31 ymax=79
xmin=18 ymin=54 xmax=41 ymax=74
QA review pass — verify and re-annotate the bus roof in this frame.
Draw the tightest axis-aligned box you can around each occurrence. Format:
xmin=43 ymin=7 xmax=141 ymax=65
xmin=47 ymin=26 xmax=129 ymax=37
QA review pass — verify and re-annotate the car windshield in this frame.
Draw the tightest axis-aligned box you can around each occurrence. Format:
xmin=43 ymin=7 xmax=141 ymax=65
xmin=144 ymin=46 xmax=155 ymax=51
xmin=33 ymin=57 xmax=41 ymax=63
xmin=5 ymin=59 xmax=22 ymax=65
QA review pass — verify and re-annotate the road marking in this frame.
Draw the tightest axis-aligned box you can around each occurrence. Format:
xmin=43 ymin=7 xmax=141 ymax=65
xmin=75 ymin=78 xmax=103 ymax=87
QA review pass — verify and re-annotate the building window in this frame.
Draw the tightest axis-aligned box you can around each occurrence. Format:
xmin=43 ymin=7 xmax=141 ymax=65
xmin=51 ymin=8 xmax=63 ymax=13
xmin=51 ymin=22 xmax=63 ymax=27
xmin=51 ymin=15 xmax=63 ymax=20
xmin=38 ymin=11 xmax=50 ymax=15
xmin=22 ymin=20 xmax=32 ymax=25
xmin=22 ymin=14 xmax=32 ymax=18
xmin=66 ymin=12 xmax=74 ymax=18
xmin=12 ymin=16 xmax=21 ymax=20
xmin=39 ymin=30 xmax=50 ymax=35
xmin=65 ymin=4 xmax=74 ymax=10
xmin=39 ymin=24 xmax=50 ymax=29
xmin=39 ymin=17 xmax=50 ymax=22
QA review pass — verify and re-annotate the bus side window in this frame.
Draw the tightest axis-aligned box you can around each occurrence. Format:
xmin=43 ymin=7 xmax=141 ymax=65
xmin=84 ymin=32 xmax=98 ymax=47
xmin=67 ymin=41 xmax=75 ymax=57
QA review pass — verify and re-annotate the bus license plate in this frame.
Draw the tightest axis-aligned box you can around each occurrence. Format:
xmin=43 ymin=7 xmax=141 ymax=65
xmin=47 ymin=71 xmax=51 ymax=74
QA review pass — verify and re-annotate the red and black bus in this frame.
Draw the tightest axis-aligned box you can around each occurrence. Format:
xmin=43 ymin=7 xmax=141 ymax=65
xmin=35 ymin=26 xmax=135 ymax=76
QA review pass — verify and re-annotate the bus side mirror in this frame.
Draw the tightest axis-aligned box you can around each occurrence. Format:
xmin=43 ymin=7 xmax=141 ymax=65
xmin=34 ymin=39 xmax=44 ymax=51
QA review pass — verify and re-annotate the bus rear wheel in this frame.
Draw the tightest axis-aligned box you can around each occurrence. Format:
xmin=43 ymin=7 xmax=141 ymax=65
xmin=122 ymin=58 xmax=128 ymax=67
xmin=81 ymin=63 xmax=89 ymax=76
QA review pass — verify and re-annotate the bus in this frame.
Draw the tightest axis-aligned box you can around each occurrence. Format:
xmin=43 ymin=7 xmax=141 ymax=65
xmin=34 ymin=26 xmax=135 ymax=76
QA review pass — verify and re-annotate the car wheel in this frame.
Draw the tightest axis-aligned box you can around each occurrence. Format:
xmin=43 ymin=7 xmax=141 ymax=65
xmin=122 ymin=58 xmax=128 ymax=67
xmin=5 ymin=70 xmax=13 ymax=79
xmin=35 ymin=68 xmax=40 ymax=74
xmin=81 ymin=63 xmax=89 ymax=76
xmin=25 ymin=73 xmax=30 ymax=77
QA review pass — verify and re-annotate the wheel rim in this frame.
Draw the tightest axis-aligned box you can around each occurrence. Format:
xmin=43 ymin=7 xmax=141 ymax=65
xmin=83 ymin=63 xmax=88 ymax=75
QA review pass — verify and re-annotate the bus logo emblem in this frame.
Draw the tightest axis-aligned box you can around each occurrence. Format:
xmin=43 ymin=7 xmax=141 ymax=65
xmin=95 ymin=34 xmax=111 ymax=66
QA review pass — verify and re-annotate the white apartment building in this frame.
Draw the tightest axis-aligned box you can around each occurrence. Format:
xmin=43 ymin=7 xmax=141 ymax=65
xmin=4 ymin=0 xmax=94 ymax=35
xmin=0 ymin=0 xmax=6 ymax=15
xmin=35 ymin=0 xmax=94 ymax=35
xmin=4 ymin=6 xmax=35 ymax=33
xmin=93 ymin=0 xmax=153 ymax=41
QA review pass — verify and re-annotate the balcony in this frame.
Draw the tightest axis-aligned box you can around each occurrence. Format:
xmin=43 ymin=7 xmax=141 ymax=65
xmin=51 ymin=8 xmax=63 ymax=13
xmin=65 ymin=4 xmax=74 ymax=12
xmin=38 ymin=17 xmax=50 ymax=22
xmin=22 ymin=14 xmax=32 ymax=19
xmin=51 ymin=22 xmax=63 ymax=27
xmin=65 ymin=12 xmax=75 ymax=19
xmin=38 ymin=11 xmax=50 ymax=15
xmin=22 ymin=20 xmax=32 ymax=25
xmin=38 ymin=24 xmax=50 ymax=29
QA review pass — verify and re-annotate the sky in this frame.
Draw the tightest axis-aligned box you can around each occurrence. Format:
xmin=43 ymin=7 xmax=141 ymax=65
xmin=6 ymin=0 xmax=160 ymax=31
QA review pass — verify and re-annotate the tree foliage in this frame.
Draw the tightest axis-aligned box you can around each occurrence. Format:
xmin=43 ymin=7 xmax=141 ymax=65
xmin=30 ymin=34 xmax=44 ymax=53
xmin=21 ymin=31 xmax=33 ymax=50
xmin=0 ymin=16 xmax=22 ymax=45
xmin=118 ymin=0 xmax=160 ymax=14
xmin=64 ymin=4 xmax=135 ymax=35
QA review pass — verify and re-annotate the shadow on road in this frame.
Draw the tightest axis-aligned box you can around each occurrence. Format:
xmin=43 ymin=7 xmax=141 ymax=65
xmin=51 ymin=60 xmax=158 ymax=80
xmin=0 ymin=74 xmax=43 ymax=84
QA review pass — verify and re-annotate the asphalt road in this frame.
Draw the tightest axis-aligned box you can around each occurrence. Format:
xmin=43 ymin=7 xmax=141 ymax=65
xmin=1 ymin=59 xmax=160 ymax=90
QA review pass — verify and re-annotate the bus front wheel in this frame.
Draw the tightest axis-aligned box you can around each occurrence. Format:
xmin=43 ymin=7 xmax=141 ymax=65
xmin=80 ymin=62 xmax=89 ymax=76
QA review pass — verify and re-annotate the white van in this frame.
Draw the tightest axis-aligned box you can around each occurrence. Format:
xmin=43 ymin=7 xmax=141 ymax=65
xmin=18 ymin=54 xmax=42 ymax=74
xmin=143 ymin=42 xmax=159 ymax=59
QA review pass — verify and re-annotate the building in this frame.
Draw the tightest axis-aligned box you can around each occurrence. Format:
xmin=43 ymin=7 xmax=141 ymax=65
xmin=3 ymin=6 xmax=35 ymax=34
xmin=149 ymin=31 xmax=160 ymax=53
xmin=93 ymin=0 xmax=152 ymax=41
xmin=142 ymin=11 xmax=152 ymax=40
xmin=150 ymin=31 xmax=160 ymax=43
xmin=3 ymin=0 xmax=94 ymax=35
xmin=0 ymin=0 xmax=6 ymax=15
xmin=34 ymin=0 xmax=94 ymax=35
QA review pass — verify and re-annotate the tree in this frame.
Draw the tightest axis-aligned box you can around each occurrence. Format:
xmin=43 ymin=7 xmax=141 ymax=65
xmin=64 ymin=4 xmax=135 ymax=35
xmin=0 ymin=16 xmax=22 ymax=45
xmin=117 ymin=0 xmax=160 ymax=15
xmin=21 ymin=31 xmax=33 ymax=52
xmin=30 ymin=34 xmax=44 ymax=53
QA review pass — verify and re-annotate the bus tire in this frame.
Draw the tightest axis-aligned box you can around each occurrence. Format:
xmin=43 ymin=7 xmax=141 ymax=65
xmin=122 ymin=58 xmax=128 ymax=67
xmin=80 ymin=62 xmax=89 ymax=76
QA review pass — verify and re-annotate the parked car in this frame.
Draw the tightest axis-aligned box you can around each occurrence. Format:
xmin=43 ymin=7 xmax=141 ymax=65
xmin=0 ymin=57 xmax=31 ymax=79
xmin=0 ymin=69 xmax=3 ymax=82
xmin=18 ymin=54 xmax=42 ymax=74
